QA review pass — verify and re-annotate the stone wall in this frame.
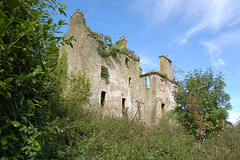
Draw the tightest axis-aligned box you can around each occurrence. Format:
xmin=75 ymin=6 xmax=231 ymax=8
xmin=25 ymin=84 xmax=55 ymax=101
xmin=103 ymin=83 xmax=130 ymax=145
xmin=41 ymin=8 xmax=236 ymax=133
xmin=59 ymin=9 xmax=177 ymax=126
xmin=139 ymin=73 xmax=177 ymax=125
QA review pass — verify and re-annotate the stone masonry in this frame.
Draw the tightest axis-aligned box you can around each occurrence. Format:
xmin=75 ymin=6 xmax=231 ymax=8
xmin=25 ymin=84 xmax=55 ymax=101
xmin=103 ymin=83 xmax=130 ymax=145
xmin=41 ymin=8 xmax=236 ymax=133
xmin=59 ymin=9 xmax=177 ymax=126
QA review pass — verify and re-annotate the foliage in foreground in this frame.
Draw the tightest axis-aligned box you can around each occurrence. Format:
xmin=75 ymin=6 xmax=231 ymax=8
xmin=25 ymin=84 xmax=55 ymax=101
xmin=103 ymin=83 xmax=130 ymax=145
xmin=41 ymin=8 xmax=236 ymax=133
xmin=37 ymin=108 xmax=240 ymax=159
xmin=174 ymin=68 xmax=232 ymax=139
xmin=0 ymin=0 xmax=73 ymax=159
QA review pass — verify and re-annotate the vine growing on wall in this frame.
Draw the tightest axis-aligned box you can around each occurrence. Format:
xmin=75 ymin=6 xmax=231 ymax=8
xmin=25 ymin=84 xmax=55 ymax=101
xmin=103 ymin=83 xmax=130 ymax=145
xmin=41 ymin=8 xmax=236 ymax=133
xmin=84 ymin=26 xmax=140 ymax=61
xmin=97 ymin=39 xmax=120 ymax=57
xmin=101 ymin=66 xmax=109 ymax=83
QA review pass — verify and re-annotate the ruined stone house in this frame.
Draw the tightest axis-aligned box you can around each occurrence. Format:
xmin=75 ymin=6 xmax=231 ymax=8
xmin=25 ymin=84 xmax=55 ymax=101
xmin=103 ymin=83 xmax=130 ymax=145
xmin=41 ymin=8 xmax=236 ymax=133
xmin=59 ymin=9 xmax=177 ymax=125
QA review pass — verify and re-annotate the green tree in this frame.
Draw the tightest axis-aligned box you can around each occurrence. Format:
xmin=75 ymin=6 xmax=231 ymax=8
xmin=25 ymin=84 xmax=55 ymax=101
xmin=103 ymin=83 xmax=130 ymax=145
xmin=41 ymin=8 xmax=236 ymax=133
xmin=0 ymin=0 xmax=73 ymax=159
xmin=174 ymin=68 xmax=231 ymax=139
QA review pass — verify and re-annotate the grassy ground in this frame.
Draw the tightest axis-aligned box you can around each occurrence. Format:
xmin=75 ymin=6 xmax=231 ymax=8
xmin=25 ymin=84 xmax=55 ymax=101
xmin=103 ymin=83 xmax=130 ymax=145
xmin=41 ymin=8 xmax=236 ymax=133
xmin=37 ymin=109 xmax=240 ymax=160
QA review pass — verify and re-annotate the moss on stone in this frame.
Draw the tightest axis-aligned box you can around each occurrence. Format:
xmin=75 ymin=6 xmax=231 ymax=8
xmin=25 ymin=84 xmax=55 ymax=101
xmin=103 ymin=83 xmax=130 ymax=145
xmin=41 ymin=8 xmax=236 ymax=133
xmin=159 ymin=55 xmax=172 ymax=63
xmin=83 ymin=26 xmax=140 ymax=62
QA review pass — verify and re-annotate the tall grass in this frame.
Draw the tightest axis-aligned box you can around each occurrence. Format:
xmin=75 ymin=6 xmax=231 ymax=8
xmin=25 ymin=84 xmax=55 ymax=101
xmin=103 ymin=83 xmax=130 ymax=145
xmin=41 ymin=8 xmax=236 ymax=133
xmin=37 ymin=107 xmax=240 ymax=159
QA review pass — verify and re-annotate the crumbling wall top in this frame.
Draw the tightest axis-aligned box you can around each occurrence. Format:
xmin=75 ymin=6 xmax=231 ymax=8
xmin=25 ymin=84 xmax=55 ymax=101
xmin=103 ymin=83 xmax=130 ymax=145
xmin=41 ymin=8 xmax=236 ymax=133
xmin=116 ymin=36 xmax=128 ymax=49
xmin=69 ymin=9 xmax=85 ymax=28
xmin=159 ymin=55 xmax=172 ymax=63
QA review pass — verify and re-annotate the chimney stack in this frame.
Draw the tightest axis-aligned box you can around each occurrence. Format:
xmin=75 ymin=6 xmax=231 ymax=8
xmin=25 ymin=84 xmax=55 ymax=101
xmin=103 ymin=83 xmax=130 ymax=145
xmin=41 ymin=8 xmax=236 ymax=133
xmin=159 ymin=55 xmax=173 ymax=81
xmin=118 ymin=36 xmax=128 ymax=49
xmin=69 ymin=9 xmax=84 ymax=29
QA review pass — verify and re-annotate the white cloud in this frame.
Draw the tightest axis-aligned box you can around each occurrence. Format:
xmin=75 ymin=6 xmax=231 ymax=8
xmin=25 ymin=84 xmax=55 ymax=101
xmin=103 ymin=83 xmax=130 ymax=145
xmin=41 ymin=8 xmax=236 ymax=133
xmin=131 ymin=0 xmax=181 ymax=27
xmin=213 ymin=58 xmax=226 ymax=68
xmin=202 ymin=29 xmax=240 ymax=68
xmin=131 ymin=0 xmax=240 ymax=44
xmin=228 ymin=17 xmax=240 ymax=27
xmin=202 ymin=42 xmax=226 ymax=68
xmin=180 ymin=0 xmax=240 ymax=44
xmin=228 ymin=112 xmax=240 ymax=124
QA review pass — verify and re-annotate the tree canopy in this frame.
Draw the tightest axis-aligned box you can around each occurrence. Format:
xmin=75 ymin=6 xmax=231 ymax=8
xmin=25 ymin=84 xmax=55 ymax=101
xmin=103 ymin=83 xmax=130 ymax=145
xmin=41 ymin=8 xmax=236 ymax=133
xmin=174 ymin=68 xmax=231 ymax=139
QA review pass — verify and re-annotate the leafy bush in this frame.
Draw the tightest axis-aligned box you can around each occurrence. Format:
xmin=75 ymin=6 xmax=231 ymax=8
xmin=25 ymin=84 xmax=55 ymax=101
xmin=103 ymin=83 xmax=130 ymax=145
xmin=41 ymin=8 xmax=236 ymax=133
xmin=174 ymin=68 xmax=231 ymax=139
xmin=38 ymin=108 xmax=240 ymax=159
xmin=0 ymin=0 xmax=75 ymax=159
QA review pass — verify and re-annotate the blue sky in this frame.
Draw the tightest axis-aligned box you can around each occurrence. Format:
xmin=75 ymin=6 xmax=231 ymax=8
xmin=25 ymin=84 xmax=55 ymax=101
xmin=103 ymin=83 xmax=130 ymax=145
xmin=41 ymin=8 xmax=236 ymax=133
xmin=55 ymin=0 xmax=240 ymax=124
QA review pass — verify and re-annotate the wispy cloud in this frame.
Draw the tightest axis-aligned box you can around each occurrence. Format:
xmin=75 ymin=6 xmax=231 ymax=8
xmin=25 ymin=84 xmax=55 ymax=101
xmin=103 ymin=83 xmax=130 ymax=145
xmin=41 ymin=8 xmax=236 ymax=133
xmin=202 ymin=29 xmax=240 ymax=68
xmin=180 ymin=0 xmax=240 ymax=44
xmin=202 ymin=42 xmax=225 ymax=68
xmin=228 ymin=17 xmax=240 ymax=27
xmin=140 ymin=56 xmax=159 ymax=72
xmin=131 ymin=0 xmax=181 ymax=27
xmin=131 ymin=0 xmax=240 ymax=44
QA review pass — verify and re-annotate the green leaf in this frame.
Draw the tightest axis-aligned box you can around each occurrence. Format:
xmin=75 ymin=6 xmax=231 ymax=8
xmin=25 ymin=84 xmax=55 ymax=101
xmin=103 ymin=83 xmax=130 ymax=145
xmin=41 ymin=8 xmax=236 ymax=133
xmin=20 ymin=22 xmax=27 ymax=30
xmin=0 ymin=12 xmax=7 ymax=27
xmin=69 ymin=42 xmax=73 ymax=48
xmin=11 ymin=121 xmax=20 ymax=127
xmin=13 ymin=17 xmax=25 ymax=24
xmin=0 ymin=18 xmax=6 ymax=27
xmin=34 ymin=140 xmax=40 ymax=147
xmin=13 ymin=17 xmax=28 ymax=30
xmin=55 ymin=31 xmax=63 ymax=34
xmin=1 ymin=157 xmax=9 ymax=160
xmin=58 ymin=7 xmax=67 ymax=17
xmin=1 ymin=137 xmax=8 ymax=146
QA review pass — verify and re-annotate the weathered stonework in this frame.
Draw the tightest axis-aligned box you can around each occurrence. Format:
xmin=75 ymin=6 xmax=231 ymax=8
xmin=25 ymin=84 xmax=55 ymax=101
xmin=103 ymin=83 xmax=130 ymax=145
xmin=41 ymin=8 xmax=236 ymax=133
xmin=59 ymin=10 xmax=177 ymax=126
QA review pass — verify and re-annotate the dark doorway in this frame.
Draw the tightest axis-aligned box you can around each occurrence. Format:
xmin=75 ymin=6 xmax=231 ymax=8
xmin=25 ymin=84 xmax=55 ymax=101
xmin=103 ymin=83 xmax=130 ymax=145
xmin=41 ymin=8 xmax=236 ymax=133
xmin=122 ymin=98 xmax=128 ymax=119
xmin=122 ymin=98 xmax=126 ymax=109
xmin=101 ymin=91 xmax=106 ymax=107
xmin=161 ymin=103 xmax=165 ymax=111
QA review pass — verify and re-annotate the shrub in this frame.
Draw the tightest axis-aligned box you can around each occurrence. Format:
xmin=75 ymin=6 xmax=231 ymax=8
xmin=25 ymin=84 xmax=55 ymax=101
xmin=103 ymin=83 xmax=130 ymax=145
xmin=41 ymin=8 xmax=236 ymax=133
xmin=174 ymin=68 xmax=231 ymax=139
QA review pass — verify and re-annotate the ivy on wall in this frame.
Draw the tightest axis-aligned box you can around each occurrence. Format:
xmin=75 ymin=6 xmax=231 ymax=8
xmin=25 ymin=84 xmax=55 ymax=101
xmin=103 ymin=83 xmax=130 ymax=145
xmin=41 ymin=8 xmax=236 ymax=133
xmin=97 ymin=39 xmax=120 ymax=57
xmin=84 ymin=26 xmax=140 ymax=61
xmin=125 ymin=57 xmax=129 ymax=67
xmin=101 ymin=66 xmax=109 ymax=83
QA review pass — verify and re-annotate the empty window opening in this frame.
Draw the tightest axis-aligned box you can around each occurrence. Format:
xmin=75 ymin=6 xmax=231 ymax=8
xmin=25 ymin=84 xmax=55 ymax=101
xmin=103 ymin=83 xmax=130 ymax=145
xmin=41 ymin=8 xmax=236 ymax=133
xmin=122 ymin=98 xmax=126 ymax=109
xmin=161 ymin=103 xmax=165 ymax=111
xmin=125 ymin=58 xmax=129 ymax=67
xmin=146 ymin=78 xmax=150 ymax=88
xmin=122 ymin=98 xmax=128 ymax=119
xmin=101 ymin=66 xmax=109 ymax=83
xmin=101 ymin=91 xmax=106 ymax=107
xmin=129 ymin=77 xmax=132 ymax=86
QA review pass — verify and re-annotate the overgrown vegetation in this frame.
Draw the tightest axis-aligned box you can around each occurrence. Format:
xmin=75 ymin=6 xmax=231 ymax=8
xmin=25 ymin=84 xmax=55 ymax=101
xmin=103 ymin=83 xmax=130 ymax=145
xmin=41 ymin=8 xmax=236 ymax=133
xmin=37 ymin=110 xmax=240 ymax=159
xmin=100 ymin=66 xmax=109 ymax=83
xmin=1 ymin=0 xmax=239 ymax=159
xmin=174 ymin=68 xmax=232 ymax=140
xmin=0 ymin=0 xmax=74 ymax=159
xmin=85 ymin=26 xmax=140 ymax=61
